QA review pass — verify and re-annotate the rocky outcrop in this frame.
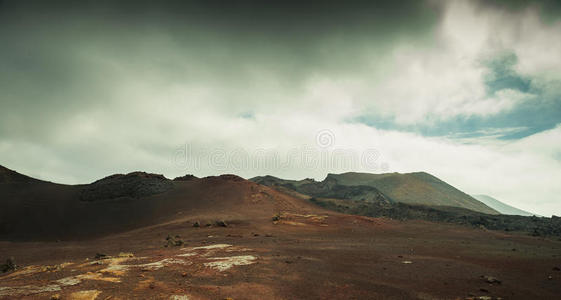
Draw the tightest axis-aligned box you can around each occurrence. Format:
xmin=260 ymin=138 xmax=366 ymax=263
xmin=252 ymin=175 xmax=393 ymax=206
xmin=173 ymin=174 xmax=198 ymax=181
xmin=80 ymin=172 xmax=173 ymax=202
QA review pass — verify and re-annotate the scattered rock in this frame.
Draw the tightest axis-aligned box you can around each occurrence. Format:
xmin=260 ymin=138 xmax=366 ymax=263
xmin=193 ymin=221 xmax=200 ymax=228
xmin=215 ymin=220 xmax=228 ymax=227
xmin=553 ymin=266 xmax=560 ymax=271
xmin=50 ymin=294 xmax=61 ymax=300
xmin=481 ymin=275 xmax=501 ymax=285
xmin=272 ymin=213 xmax=281 ymax=222
xmin=118 ymin=252 xmax=134 ymax=258
xmin=479 ymin=288 xmax=489 ymax=293
xmin=95 ymin=253 xmax=108 ymax=259
xmin=1 ymin=257 xmax=17 ymax=273
xmin=548 ymin=275 xmax=553 ymax=280
xmin=401 ymin=260 xmax=413 ymax=264
xmin=165 ymin=235 xmax=184 ymax=247
xmin=181 ymin=272 xmax=188 ymax=277
xmin=42 ymin=264 xmax=64 ymax=272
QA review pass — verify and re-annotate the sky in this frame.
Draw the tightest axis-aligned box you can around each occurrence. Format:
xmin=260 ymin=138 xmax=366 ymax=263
xmin=1 ymin=0 xmax=560 ymax=216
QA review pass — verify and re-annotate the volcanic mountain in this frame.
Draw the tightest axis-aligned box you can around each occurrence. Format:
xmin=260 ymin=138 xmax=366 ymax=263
xmin=0 ymin=165 xmax=317 ymax=241
xmin=251 ymin=172 xmax=498 ymax=214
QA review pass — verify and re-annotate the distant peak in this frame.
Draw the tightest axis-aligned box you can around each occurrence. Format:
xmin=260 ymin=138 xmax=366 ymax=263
xmin=173 ymin=174 xmax=198 ymax=181
xmin=252 ymin=175 xmax=278 ymax=179
xmin=204 ymin=174 xmax=246 ymax=182
xmin=92 ymin=171 xmax=169 ymax=184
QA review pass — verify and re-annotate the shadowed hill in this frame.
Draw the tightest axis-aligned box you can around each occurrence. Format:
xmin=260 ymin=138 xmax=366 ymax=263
xmin=0 ymin=165 xmax=43 ymax=184
xmin=323 ymin=172 xmax=498 ymax=214
xmin=0 ymin=167 xmax=317 ymax=241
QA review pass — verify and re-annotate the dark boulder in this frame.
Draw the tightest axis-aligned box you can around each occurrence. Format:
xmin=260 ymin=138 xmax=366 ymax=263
xmin=1 ymin=257 xmax=17 ymax=273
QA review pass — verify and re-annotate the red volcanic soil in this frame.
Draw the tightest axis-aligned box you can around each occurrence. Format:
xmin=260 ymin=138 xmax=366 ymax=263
xmin=1 ymin=174 xmax=560 ymax=299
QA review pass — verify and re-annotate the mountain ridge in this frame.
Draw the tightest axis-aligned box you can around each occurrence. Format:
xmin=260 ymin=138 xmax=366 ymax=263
xmin=472 ymin=194 xmax=538 ymax=217
xmin=252 ymin=171 xmax=498 ymax=215
xmin=0 ymin=165 xmax=319 ymax=241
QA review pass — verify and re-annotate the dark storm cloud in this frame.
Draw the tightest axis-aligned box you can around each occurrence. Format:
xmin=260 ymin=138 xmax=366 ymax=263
xmin=1 ymin=0 xmax=438 ymax=33
xmin=0 ymin=0 xmax=440 ymax=140
xmin=478 ymin=0 xmax=561 ymax=20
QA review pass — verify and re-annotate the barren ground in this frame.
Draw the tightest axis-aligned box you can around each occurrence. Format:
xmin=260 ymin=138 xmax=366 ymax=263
xmin=1 ymin=212 xmax=560 ymax=300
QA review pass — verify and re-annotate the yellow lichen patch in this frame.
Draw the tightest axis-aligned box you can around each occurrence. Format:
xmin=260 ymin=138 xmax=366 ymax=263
xmin=0 ymin=275 xmax=82 ymax=297
xmin=68 ymin=289 xmax=102 ymax=300
xmin=98 ymin=257 xmax=188 ymax=276
xmin=56 ymin=276 xmax=82 ymax=286
xmin=189 ymin=244 xmax=232 ymax=250
xmin=1 ymin=262 xmax=71 ymax=279
xmin=76 ymin=272 xmax=121 ymax=283
xmin=279 ymin=221 xmax=306 ymax=226
xmin=0 ymin=284 xmax=61 ymax=297
xmin=41 ymin=262 xmax=74 ymax=273
xmin=170 ymin=295 xmax=191 ymax=300
xmin=176 ymin=252 xmax=197 ymax=257
xmin=1 ymin=265 xmax=43 ymax=278
xmin=97 ymin=257 xmax=135 ymax=276
xmin=225 ymin=247 xmax=252 ymax=252
xmin=274 ymin=213 xmax=328 ymax=226
xmin=309 ymin=216 xmax=327 ymax=222
xmin=137 ymin=258 xmax=190 ymax=271
xmin=203 ymin=255 xmax=257 ymax=271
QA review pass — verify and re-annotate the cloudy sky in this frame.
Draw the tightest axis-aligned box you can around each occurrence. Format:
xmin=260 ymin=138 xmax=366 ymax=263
xmin=1 ymin=0 xmax=560 ymax=216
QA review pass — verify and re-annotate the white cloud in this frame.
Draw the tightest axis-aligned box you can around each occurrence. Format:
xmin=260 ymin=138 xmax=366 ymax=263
xmin=350 ymin=0 xmax=560 ymax=125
